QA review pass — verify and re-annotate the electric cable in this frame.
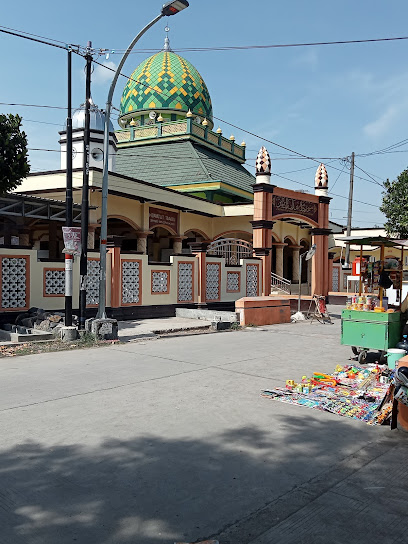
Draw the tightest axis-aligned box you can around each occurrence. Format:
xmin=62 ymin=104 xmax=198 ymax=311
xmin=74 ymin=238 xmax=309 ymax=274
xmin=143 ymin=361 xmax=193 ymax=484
xmin=23 ymin=119 xmax=65 ymax=127
xmin=0 ymin=102 xmax=66 ymax=110
xmin=0 ymin=24 xmax=70 ymax=46
xmin=0 ymin=27 xmax=70 ymax=51
xmin=329 ymin=161 xmax=347 ymax=193
xmin=105 ymin=35 xmax=408 ymax=54
xmin=271 ymin=171 xmax=379 ymax=209
xmin=353 ymin=164 xmax=384 ymax=186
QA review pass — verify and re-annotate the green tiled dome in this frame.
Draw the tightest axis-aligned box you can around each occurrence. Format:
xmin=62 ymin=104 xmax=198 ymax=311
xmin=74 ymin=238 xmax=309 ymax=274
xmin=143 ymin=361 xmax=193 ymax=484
xmin=119 ymin=51 xmax=213 ymax=127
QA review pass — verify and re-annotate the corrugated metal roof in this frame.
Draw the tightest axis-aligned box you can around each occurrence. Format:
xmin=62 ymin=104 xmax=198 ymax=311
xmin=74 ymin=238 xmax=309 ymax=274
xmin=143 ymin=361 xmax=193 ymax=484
xmin=15 ymin=193 xmax=83 ymax=208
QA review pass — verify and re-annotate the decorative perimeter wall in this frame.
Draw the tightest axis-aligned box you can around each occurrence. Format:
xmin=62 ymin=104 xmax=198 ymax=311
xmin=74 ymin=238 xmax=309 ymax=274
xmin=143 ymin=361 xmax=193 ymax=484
xmin=0 ymin=248 xmax=262 ymax=314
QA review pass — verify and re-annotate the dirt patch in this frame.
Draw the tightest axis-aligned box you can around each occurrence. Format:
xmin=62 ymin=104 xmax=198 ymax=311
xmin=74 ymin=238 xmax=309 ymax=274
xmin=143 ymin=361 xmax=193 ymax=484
xmin=0 ymin=333 xmax=118 ymax=358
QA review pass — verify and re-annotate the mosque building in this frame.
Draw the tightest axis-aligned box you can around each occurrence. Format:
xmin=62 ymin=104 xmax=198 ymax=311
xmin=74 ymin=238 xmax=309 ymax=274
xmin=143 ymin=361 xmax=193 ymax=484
xmin=1 ymin=35 xmax=334 ymax=317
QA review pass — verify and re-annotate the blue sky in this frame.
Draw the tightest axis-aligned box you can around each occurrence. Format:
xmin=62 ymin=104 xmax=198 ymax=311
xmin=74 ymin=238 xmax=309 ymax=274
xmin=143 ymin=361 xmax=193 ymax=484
xmin=2 ymin=0 xmax=408 ymax=227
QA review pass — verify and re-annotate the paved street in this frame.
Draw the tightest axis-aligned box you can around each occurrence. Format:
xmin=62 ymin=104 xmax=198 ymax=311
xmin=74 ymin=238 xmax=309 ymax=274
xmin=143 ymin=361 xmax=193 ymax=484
xmin=0 ymin=309 xmax=407 ymax=544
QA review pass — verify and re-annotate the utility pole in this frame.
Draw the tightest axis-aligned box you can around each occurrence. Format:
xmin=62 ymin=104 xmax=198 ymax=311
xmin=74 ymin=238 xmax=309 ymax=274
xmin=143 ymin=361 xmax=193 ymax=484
xmin=345 ymin=151 xmax=355 ymax=267
xmin=79 ymin=42 xmax=92 ymax=329
xmin=65 ymin=48 xmax=73 ymax=327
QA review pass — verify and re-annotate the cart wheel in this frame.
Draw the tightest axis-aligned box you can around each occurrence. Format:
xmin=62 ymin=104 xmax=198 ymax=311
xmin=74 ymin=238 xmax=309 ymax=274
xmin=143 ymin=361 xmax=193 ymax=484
xmin=379 ymin=351 xmax=387 ymax=364
xmin=358 ymin=350 xmax=367 ymax=364
xmin=351 ymin=346 xmax=360 ymax=356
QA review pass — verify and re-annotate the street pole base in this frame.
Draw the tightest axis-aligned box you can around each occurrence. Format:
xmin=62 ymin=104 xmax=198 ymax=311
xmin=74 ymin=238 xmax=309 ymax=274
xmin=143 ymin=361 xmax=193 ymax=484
xmin=60 ymin=326 xmax=78 ymax=342
xmin=91 ymin=318 xmax=119 ymax=341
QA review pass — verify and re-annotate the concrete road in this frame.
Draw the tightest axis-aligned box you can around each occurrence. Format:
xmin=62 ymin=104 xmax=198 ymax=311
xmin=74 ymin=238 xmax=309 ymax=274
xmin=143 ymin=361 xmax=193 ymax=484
xmin=0 ymin=309 xmax=407 ymax=544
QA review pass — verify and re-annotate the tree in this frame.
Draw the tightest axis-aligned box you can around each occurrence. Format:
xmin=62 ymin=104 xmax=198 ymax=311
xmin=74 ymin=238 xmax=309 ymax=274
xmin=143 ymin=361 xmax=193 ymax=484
xmin=0 ymin=114 xmax=30 ymax=195
xmin=380 ymin=169 xmax=408 ymax=238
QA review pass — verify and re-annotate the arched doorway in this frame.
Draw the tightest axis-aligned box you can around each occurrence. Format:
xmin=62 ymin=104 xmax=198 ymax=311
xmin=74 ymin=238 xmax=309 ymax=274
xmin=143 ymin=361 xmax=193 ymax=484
xmin=283 ymin=237 xmax=294 ymax=281
xmin=182 ymin=230 xmax=207 ymax=253
xmin=215 ymin=231 xmax=252 ymax=243
xmin=147 ymin=226 xmax=174 ymax=263
xmin=100 ymin=218 xmax=140 ymax=252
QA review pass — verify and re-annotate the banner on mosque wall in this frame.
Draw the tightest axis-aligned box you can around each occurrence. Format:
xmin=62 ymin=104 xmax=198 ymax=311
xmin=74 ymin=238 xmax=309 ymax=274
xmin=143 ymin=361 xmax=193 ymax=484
xmin=149 ymin=207 xmax=178 ymax=232
xmin=272 ymin=195 xmax=318 ymax=223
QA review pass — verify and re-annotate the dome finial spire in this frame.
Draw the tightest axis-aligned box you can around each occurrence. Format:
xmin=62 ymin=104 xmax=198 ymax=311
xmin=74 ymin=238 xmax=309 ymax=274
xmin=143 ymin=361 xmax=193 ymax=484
xmin=164 ymin=25 xmax=171 ymax=51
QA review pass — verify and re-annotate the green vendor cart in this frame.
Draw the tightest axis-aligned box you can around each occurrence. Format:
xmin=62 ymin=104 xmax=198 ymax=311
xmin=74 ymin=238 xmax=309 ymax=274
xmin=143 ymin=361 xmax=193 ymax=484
xmin=340 ymin=235 xmax=408 ymax=363
xmin=341 ymin=309 xmax=403 ymax=364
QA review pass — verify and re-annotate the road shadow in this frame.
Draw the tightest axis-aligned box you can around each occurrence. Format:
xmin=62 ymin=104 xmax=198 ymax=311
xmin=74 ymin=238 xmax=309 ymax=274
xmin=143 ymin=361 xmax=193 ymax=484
xmin=0 ymin=414 xmax=397 ymax=544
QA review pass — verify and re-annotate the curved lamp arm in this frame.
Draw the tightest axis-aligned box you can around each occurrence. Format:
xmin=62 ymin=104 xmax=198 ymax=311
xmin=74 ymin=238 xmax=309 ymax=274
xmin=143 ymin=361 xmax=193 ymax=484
xmin=97 ymin=1 xmax=189 ymax=318
xmin=98 ymin=13 xmax=163 ymax=318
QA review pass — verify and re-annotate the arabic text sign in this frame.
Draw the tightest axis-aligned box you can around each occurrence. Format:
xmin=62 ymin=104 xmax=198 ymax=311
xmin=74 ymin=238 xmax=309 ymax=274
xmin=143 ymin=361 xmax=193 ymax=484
xmin=272 ymin=195 xmax=318 ymax=223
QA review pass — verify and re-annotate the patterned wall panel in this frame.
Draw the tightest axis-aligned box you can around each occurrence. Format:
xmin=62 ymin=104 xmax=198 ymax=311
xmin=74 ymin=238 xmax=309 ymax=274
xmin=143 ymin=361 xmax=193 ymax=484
xmin=151 ymin=270 xmax=170 ymax=295
xmin=0 ymin=256 xmax=29 ymax=310
xmin=178 ymin=261 xmax=194 ymax=303
xmin=86 ymin=259 xmax=100 ymax=306
xmin=227 ymin=271 xmax=241 ymax=293
xmin=44 ymin=268 xmax=65 ymax=297
xmin=246 ymin=264 xmax=259 ymax=297
xmin=122 ymin=259 xmax=142 ymax=306
xmin=206 ymin=262 xmax=221 ymax=301
xmin=332 ymin=267 xmax=340 ymax=292
xmin=343 ymin=273 xmax=350 ymax=291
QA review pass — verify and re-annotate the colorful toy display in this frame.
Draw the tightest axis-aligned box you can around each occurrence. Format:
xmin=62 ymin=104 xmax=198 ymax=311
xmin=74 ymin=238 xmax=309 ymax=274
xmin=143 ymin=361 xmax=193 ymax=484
xmin=262 ymin=364 xmax=393 ymax=425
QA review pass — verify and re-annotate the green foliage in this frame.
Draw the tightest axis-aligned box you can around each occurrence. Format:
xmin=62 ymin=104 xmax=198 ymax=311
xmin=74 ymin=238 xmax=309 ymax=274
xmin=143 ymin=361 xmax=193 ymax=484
xmin=380 ymin=169 xmax=408 ymax=238
xmin=0 ymin=114 xmax=30 ymax=195
xmin=77 ymin=331 xmax=98 ymax=345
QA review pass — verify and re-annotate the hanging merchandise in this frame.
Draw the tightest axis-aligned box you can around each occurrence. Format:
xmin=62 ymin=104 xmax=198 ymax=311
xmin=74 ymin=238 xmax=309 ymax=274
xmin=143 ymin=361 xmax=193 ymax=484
xmin=379 ymin=270 xmax=393 ymax=289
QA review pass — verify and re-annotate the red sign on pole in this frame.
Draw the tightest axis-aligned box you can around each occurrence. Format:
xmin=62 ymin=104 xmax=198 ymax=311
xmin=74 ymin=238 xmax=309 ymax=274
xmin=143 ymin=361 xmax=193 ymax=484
xmin=62 ymin=227 xmax=82 ymax=256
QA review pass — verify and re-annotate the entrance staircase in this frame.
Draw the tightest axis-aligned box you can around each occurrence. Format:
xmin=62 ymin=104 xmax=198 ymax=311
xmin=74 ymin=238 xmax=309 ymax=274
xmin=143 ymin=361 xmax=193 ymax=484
xmin=271 ymin=273 xmax=291 ymax=294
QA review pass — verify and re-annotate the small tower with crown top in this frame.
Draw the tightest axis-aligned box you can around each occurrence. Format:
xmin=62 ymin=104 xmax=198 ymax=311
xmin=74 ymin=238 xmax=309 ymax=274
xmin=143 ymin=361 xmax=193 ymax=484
xmin=255 ymin=146 xmax=272 ymax=184
xmin=314 ymin=163 xmax=328 ymax=197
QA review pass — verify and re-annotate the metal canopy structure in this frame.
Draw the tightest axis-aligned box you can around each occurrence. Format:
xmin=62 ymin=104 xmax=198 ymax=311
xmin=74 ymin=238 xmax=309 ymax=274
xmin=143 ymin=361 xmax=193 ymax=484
xmin=341 ymin=235 xmax=408 ymax=249
xmin=0 ymin=194 xmax=83 ymax=223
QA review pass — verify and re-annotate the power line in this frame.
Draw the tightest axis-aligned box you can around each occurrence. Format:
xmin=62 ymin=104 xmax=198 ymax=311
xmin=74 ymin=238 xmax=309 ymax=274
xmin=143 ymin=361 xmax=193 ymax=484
xmin=358 ymin=138 xmax=408 ymax=156
xmin=271 ymin=171 xmax=379 ymax=209
xmin=331 ymin=217 xmax=383 ymax=224
xmin=90 ymin=59 xmax=384 ymax=183
xmin=106 ymin=35 xmax=408 ymax=54
xmin=0 ymin=27 xmax=69 ymax=51
xmin=329 ymin=161 xmax=347 ymax=193
xmin=354 ymin=164 xmax=384 ymax=186
xmin=330 ymin=208 xmax=382 ymax=214
xmin=0 ymin=102 xmax=66 ymax=110
xmin=23 ymin=119 xmax=64 ymax=127
xmin=0 ymin=24 xmax=69 ymax=46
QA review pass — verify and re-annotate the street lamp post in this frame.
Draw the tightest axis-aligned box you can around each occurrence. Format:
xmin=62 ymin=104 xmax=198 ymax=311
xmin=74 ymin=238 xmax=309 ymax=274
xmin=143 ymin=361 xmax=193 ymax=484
xmin=97 ymin=0 xmax=189 ymax=318
xmin=298 ymin=244 xmax=316 ymax=313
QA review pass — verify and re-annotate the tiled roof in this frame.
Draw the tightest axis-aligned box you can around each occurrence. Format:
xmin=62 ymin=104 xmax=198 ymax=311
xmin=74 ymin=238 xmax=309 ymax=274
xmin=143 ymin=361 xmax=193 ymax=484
xmin=115 ymin=140 xmax=255 ymax=195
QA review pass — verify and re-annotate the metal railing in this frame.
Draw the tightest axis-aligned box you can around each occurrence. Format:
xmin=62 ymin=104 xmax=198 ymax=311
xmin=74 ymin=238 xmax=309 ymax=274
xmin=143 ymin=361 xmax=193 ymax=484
xmin=115 ymin=119 xmax=246 ymax=161
xmin=271 ymin=272 xmax=291 ymax=294
xmin=207 ymin=238 xmax=253 ymax=266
